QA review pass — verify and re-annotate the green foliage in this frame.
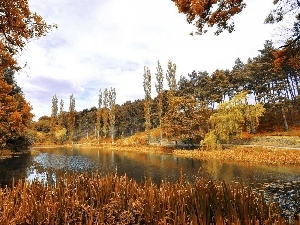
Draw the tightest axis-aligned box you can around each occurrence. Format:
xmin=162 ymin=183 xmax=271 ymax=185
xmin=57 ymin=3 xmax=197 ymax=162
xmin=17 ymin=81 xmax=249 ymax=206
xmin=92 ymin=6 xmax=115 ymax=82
xmin=53 ymin=128 xmax=67 ymax=144
xmin=203 ymin=91 xmax=265 ymax=150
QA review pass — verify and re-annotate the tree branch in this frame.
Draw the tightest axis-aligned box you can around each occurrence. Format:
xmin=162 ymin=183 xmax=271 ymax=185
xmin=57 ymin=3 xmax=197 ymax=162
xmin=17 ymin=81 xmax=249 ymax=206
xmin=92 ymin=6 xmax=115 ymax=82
xmin=279 ymin=34 xmax=300 ymax=48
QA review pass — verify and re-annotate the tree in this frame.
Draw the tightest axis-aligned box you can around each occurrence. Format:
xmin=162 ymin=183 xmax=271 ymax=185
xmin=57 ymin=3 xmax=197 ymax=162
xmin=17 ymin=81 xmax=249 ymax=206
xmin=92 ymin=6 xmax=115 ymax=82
xmin=108 ymin=88 xmax=116 ymax=143
xmin=68 ymin=94 xmax=76 ymax=142
xmin=58 ymin=99 xmax=64 ymax=128
xmin=143 ymin=66 xmax=152 ymax=143
xmin=171 ymin=0 xmax=246 ymax=35
xmin=0 ymin=0 xmax=54 ymax=73
xmin=51 ymin=95 xmax=58 ymax=129
xmin=162 ymin=95 xmax=210 ymax=145
xmin=165 ymin=60 xmax=177 ymax=113
xmin=102 ymin=88 xmax=109 ymax=138
xmin=0 ymin=72 xmax=33 ymax=150
xmin=202 ymin=91 xmax=265 ymax=150
xmin=155 ymin=60 xmax=164 ymax=143
xmin=96 ymin=89 xmax=102 ymax=141
xmin=172 ymin=0 xmax=299 ymax=40
xmin=265 ymin=0 xmax=300 ymax=47
xmin=166 ymin=60 xmax=177 ymax=92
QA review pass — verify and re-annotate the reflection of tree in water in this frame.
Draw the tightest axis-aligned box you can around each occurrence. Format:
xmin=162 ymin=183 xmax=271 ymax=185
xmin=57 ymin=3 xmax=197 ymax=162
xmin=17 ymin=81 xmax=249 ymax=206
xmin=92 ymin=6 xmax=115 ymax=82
xmin=0 ymin=152 xmax=31 ymax=187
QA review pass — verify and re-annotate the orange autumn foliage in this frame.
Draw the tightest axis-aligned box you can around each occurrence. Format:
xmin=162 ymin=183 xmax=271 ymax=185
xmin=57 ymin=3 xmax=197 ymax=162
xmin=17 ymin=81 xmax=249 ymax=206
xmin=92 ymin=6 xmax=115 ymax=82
xmin=0 ymin=75 xmax=33 ymax=149
xmin=0 ymin=0 xmax=54 ymax=73
xmin=172 ymin=0 xmax=245 ymax=34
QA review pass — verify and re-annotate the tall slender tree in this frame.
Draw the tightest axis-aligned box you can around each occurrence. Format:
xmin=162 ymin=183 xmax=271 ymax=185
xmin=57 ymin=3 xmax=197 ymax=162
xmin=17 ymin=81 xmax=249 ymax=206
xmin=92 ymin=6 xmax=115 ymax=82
xmin=58 ymin=99 xmax=64 ymax=128
xmin=102 ymin=88 xmax=109 ymax=138
xmin=143 ymin=66 xmax=152 ymax=143
xmin=51 ymin=95 xmax=58 ymax=129
xmin=155 ymin=60 xmax=164 ymax=143
xmin=68 ymin=94 xmax=76 ymax=142
xmin=109 ymin=88 xmax=116 ymax=143
xmin=96 ymin=89 xmax=102 ymax=142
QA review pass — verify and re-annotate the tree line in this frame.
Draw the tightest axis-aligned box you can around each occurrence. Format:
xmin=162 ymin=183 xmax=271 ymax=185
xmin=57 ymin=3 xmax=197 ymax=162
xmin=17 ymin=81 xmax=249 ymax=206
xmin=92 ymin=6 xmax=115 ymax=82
xmin=32 ymin=37 xmax=299 ymax=146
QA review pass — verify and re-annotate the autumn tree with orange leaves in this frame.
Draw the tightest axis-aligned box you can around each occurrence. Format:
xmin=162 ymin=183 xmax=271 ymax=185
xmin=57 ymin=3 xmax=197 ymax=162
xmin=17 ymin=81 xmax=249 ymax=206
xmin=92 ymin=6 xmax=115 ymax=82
xmin=0 ymin=0 xmax=53 ymax=150
xmin=0 ymin=70 xmax=33 ymax=150
xmin=171 ymin=0 xmax=246 ymax=35
xmin=0 ymin=0 xmax=54 ymax=73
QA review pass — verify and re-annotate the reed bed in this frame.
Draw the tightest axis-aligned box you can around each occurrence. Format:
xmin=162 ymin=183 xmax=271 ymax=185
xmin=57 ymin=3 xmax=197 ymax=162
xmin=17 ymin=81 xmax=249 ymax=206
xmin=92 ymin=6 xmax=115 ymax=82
xmin=0 ymin=173 xmax=297 ymax=224
xmin=174 ymin=146 xmax=300 ymax=166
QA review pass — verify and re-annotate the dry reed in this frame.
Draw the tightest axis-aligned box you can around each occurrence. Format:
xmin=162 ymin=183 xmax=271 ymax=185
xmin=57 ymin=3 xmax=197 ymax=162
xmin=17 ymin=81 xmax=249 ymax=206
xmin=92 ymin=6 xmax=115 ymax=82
xmin=174 ymin=146 xmax=300 ymax=166
xmin=0 ymin=173 xmax=297 ymax=224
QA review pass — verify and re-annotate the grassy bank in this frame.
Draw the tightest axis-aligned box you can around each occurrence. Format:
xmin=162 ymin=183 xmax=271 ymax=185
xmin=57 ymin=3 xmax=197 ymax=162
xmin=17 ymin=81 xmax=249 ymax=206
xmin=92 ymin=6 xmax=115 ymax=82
xmin=173 ymin=146 xmax=300 ymax=166
xmin=0 ymin=173 xmax=294 ymax=224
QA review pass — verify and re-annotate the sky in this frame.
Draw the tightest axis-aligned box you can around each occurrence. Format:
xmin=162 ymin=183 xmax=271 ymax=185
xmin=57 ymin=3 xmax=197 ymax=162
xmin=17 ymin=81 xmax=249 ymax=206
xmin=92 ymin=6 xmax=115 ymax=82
xmin=16 ymin=0 xmax=277 ymax=120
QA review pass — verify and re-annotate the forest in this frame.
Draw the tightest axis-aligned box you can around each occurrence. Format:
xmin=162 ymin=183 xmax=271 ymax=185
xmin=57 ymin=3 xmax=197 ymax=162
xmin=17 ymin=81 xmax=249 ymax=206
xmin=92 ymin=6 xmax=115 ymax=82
xmin=0 ymin=0 xmax=299 ymax=152
xmin=30 ymin=38 xmax=299 ymax=148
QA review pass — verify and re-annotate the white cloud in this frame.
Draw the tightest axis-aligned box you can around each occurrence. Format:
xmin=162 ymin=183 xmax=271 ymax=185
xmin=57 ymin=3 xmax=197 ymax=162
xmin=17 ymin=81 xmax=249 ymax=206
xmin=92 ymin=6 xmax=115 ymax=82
xmin=16 ymin=0 xmax=276 ymax=120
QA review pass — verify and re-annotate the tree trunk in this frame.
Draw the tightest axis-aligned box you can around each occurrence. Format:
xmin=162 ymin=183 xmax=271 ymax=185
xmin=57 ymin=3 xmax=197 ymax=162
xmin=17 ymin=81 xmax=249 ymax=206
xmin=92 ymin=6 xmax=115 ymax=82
xmin=281 ymin=106 xmax=289 ymax=131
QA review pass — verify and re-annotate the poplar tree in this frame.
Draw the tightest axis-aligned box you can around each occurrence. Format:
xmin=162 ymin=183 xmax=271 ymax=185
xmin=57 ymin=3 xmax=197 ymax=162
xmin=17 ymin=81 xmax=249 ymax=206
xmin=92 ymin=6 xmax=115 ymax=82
xmin=109 ymin=88 xmax=116 ymax=143
xmin=166 ymin=60 xmax=177 ymax=92
xmin=58 ymin=99 xmax=64 ymax=127
xmin=102 ymin=88 xmax=109 ymax=139
xmin=155 ymin=60 xmax=164 ymax=143
xmin=68 ymin=94 xmax=76 ymax=142
xmin=143 ymin=66 xmax=152 ymax=143
xmin=96 ymin=89 xmax=102 ymax=142
xmin=51 ymin=95 xmax=58 ymax=129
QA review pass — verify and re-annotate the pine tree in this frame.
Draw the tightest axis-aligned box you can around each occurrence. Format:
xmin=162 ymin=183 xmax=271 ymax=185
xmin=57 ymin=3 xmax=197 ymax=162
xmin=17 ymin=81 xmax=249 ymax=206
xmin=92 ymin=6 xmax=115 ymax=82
xmin=143 ymin=66 xmax=152 ymax=143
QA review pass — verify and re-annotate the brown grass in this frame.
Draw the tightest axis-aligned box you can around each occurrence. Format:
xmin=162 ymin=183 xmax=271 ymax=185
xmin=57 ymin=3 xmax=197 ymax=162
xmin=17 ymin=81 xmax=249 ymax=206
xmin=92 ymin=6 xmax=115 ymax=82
xmin=0 ymin=173 xmax=294 ymax=224
xmin=174 ymin=146 xmax=300 ymax=165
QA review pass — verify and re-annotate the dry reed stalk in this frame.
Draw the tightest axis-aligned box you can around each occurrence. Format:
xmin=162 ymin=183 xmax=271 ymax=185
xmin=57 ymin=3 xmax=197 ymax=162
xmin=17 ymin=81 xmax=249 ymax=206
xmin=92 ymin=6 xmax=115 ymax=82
xmin=0 ymin=173 xmax=296 ymax=224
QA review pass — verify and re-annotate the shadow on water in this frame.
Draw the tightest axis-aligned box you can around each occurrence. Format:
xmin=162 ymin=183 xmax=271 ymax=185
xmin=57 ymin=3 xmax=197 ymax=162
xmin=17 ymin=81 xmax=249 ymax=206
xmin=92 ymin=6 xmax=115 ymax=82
xmin=0 ymin=151 xmax=31 ymax=187
xmin=1 ymin=146 xmax=300 ymax=219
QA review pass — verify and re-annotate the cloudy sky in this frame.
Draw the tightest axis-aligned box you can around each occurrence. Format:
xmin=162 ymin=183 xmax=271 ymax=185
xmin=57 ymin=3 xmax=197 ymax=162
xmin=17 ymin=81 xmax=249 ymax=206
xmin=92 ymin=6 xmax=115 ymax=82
xmin=16 ymin=0 xmax=277 ymax=120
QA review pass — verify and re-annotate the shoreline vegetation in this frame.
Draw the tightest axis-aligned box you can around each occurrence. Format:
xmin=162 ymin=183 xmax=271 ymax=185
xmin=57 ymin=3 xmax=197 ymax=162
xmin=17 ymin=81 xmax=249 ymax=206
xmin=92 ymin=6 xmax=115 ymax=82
xmin=29 ymin=133 xmax=300 ymax=166
xmin=0 ymin=173 xmax=294 ymax=224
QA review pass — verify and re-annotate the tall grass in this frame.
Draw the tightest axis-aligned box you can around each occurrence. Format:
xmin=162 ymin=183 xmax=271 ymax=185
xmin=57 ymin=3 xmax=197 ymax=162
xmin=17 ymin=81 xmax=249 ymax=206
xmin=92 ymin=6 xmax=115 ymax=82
xmin=0 ymin=173 xmax=297 ymax=224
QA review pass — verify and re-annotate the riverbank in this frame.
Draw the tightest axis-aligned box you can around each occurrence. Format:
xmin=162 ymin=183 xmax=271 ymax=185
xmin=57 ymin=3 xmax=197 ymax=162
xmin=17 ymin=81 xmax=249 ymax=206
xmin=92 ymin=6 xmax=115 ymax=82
xmin=174 ymin=145 xmax=300 ymax=165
